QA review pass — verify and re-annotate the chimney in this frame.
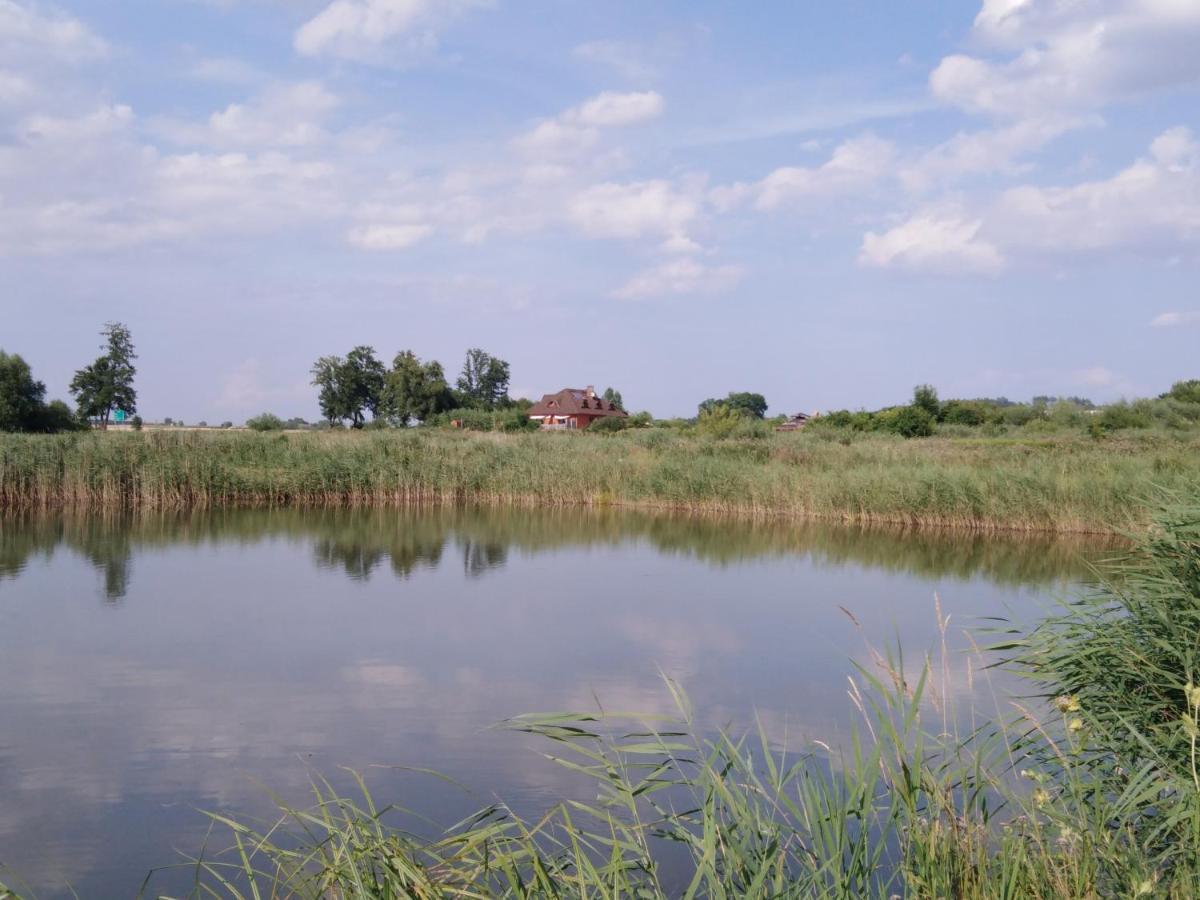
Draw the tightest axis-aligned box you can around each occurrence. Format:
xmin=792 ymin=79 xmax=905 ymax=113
xmin=585 ymin=385 xmax=595 ymax=398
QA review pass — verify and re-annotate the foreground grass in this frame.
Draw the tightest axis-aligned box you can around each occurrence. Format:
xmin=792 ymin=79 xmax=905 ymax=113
xmin=3 ymin=428 xmax=1199 ymax=532
xmin=84 ymin=496 xmax=1189 ymax=898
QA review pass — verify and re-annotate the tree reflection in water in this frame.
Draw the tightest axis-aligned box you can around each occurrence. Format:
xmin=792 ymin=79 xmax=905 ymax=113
xmin=0 ymin=505 xmax=1121 ymax=600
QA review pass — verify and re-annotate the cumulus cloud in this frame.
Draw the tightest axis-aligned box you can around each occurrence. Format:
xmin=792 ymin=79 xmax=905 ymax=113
xmin=568 ymin=179 xmax=699 ymax=243
xmin=0 ymin=0 xmax=107 ymax=65
xmin=154 ymin=81 xmax=339 ymax=149
xmin=513 ymin=90 xmax=663 ymax=159
xmin=613 ymin=257 xmax=743 ymax=300
xmin=347 ymin=222 xmax=433 ymax=249
xmin=1150 ymin=310 xmax=1200 ymax=327
xmin=863 ymin=127 xmax=1200 ymax=272
xmin=294 ymin=0 xmax=485 ymax=62
xmin=754 ymin=134 xmax=894 ymax=210
xmin=860 ymin=210 xmax=1004 ymax=273
xmin=930 ymin=0 xmax=1200 ymax=118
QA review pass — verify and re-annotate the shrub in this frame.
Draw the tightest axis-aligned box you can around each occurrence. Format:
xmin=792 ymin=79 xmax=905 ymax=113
xmin=874 ymin=405 xmax=935 ymax=438
xmin=696 ymin=404 xmax=744 ymax=439
xmin=246 ymin=412 xmax=285 ymax=431
xmin=131 ymin=415 xmax=143 ymax=431
xmin=940 ymin=400 xmax=988 ymax=427
xmin=587 ymin=415 xmax=627 ymax=433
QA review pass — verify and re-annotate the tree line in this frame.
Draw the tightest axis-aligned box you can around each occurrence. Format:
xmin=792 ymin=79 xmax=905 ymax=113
xmin=310 ymin=346 xmax=515 ymax=428
xmin=0 ymin=322 xmax=137 ymax=433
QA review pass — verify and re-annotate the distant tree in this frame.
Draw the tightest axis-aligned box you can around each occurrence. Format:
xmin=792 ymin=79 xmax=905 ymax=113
xmin=1163 ymin=380 xmax=1200 ymax=405
xmin=70 ymin=322 xmax=137 ymax=429
xmin=0 ymin=351 xmax=47 ymax=432
xmin=311 ymin=347 xmax=386 ymax=428
xmin=698 ymin=392 xmax=767 ymax=419
xmin=311 ymin=355 xmax=344 ymax=426
xmin=131 ymin=414 xmax=144 ymax=431
xmin=457 ymin=348 xmax=511 ymax=409
xmin=220 ymin=421 xmax=233 ymax=429
xmin=603 ymin=387 xmax=624 ymax=410
xmin=246 ymin=412 xmax=285 ymax=431
xmin=163 ymin=417 xmax=174 ymax=426
xmin=381 ymin=351 xmax=453 ymax=424
xmin=912 ymin=384 xmax=940 ymax=420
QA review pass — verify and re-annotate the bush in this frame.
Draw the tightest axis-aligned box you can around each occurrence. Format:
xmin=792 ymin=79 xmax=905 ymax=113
xmin=433 ymin=407 xmax=536 ymax=432
xmin=246 ymin=412 xmax=285 ymax=431
xmin=131 ymin=415 xmax=143 ymax=431
xmin=695 ymin=404 xmax=744 ymax=439
xmin=587 ymin=416 xmax=627 ymax=433
xmin=940 ymin=400 xmax=988 ymax=426
xmin=874 ymin=405 xmax=935 ymax=438
xmin=1094 ymin=401 xmax=1152 ymax=432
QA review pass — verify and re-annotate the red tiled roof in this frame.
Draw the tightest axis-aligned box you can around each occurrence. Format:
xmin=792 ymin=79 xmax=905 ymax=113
xmin=526 ymin=387 xmax=628 ymax=418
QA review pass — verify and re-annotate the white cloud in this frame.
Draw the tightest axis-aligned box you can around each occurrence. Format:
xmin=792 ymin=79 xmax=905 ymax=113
xmin=613 ymin=257 xmax=743 ymax=299
xmin=347 ymin=222 xmax=432 ymax=249
xmin=860 ymin=210 xmax=1004 ymax=273
xmin=0 ymin=69 xmax=32 ymax=104
xmin=900 ymin=115 xmax=1086 ymax=191
xmin=864 ymin=127 xmax=1200 ymax=272
xmin=156 ymin=81 xmax=340 ymax=149
xmin=513 ymin=91 xmax=663 ymax=160
xmin=1150 ymin=310 xmax=1200 ymax=327
xmin=574 ymin=90 xmax=664 ymax=127
xmin=568 ymin=179 xmax=699 ymax=243
xmin=931 ymin=0 xmax=1200 ymax=117
xmin=294 ymin=0 xmax=484 ymax=62
xmin=0 ymin=0 xmax=107 ymax=65
xmin=754 ymin=135 xmax=894 ymax=210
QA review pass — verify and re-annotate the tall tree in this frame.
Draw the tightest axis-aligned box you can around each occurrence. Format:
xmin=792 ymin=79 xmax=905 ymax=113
xmin=602 ymin=387 xmax=624 ymax=410
xmin=912 ymin=384 xmax=940 ymax=420
xmin=70 ymin=322 xmax=137 ymax=429
xmin=0 ymin=351 xmax=46 ymax=432
xmin=698 ymin=391 xmax=767 ymax=419
xmin=380 ymin=351 xmax=452 ymax=424
xmin=311 ymin=355 xmax=344 ymax=426
xmin=457 ymin=348 xmax=511 ymax=409
xmin=310 ymin=347 xmax=386 ymax=427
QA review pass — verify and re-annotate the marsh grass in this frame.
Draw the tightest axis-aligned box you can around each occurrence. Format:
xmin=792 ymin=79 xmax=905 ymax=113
xmin=3 ymin=428 xmax=1198 ymax=532
xmin=114 ymin=497 xmax=1200 ymax=898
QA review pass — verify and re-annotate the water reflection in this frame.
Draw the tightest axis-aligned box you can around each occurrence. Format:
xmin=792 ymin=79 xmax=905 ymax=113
xmin=0 ymin=505 xmax=1120 ymax=600
xmin=0 ymin=506 xmax=1116 ymax=898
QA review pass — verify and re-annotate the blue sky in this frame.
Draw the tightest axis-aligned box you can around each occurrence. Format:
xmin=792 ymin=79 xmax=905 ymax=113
xmin=2 ymin=0 xmax=1198 ymax=420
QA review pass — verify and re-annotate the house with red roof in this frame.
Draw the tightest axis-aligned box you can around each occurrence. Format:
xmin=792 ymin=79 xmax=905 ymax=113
xmin=526 ymin=385 xmax=627 ymax=430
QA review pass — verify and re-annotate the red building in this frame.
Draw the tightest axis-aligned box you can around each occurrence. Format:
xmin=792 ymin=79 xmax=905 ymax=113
xmin=526 ymin=386 xmax=627 ymax=430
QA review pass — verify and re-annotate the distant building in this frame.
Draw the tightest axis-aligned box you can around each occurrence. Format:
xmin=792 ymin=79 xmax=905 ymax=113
xmin=526 ymin=386 xmax=628 ymax=430
xmin=775 ymin=412 xmax=813 ymax=432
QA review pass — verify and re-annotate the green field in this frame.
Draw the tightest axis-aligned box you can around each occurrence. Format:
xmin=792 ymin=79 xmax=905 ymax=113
xmin=2 ymin=427 xmax=1198 ymax=532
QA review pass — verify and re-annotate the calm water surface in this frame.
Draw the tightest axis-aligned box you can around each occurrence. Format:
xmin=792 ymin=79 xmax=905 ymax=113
xmin=0 ymin=507 xmax=1114 ymax=897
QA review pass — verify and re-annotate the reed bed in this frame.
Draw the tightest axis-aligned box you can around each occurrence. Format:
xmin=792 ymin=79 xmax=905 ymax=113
xmin=2 ymin=429 xmax=1196 ymax=533
xmin=100 ymin=495 xmax=1197 ymax=899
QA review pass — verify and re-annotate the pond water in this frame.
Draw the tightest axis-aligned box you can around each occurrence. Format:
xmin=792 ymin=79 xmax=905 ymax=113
xmin=0 ymin=507 xmax=1115 ymax=898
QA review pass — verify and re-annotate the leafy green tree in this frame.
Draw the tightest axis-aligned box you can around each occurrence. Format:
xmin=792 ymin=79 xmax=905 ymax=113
xmin=311 ymin=347 xmax=386 ymax=428
xmin=380 ymin=351 xmax=453 ymax=424
xmin=70 ymin=322 xmax=137 ymax=429
xmin=1163 ymin=380 xmax=1200 ymax=405
xmin=0 ymin=351 xmax=47 ymax=431
xmin=457 ymin=348 xmax=511 ymax=409
xmin=698 ymin=392 xmax=767 ymax=419
xmin=246 ymin=412 xmax=285 ymax=431
xmin=603 ymin=387 xmax=624 ymax=410
xmin=912 ymin=384 xmax=940 ymax=420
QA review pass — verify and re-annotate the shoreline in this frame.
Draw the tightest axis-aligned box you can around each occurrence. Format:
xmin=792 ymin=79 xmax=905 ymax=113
xmin=4 ymin=428 xmax=1195 ymax=536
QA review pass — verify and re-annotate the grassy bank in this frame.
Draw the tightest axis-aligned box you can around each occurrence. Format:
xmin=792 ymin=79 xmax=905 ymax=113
xmin=48 ymin=495 xmax=1183 ymax=898
xmin=3 ymin=428 xmax=1198 ymax=532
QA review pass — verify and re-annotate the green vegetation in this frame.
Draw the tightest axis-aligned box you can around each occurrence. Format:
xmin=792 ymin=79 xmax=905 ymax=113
xmin=107 ymin=497 xmax=1197 ymax=898
xmin=245 ymin=412 xmax=285 ymax=431
xmin=2 ymin=427 xmax=1198 ymax=532
xmin=814 ymin=382 xmax=1200 ymax=440
xmin=699 ymin=391 xmax=769 ymax=419
xmin=0 ymin=351 xmax=83 ymax=433
xmin=69 ymin=321 xmax=137 ymax=428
